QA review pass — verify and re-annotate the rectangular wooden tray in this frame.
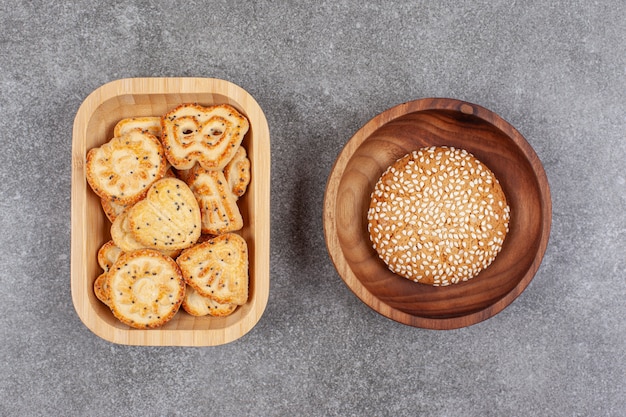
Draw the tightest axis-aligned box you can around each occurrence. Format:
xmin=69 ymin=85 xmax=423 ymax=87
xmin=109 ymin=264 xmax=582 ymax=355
xmin=71 ymin=78 xmax=270 ymax=346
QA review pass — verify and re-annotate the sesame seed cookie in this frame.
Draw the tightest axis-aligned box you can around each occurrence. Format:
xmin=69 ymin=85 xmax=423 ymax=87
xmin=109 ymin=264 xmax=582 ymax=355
xmin=367 ymin=146 xmax=510 ymax=286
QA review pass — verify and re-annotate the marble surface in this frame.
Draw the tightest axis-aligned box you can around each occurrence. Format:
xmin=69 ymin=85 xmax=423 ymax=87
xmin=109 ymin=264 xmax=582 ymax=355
xmin=1 ymin=1 xmax=624 ymax=416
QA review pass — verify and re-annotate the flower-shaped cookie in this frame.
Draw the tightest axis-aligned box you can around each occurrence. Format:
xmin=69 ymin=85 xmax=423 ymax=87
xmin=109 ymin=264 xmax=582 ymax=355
xmin=161 ymin=103 xmax=249 ymax=171
xmin=107 ymin=249 xmax=186 ymax=329
xmin=86 ymin=129 xmax=167 ymax=205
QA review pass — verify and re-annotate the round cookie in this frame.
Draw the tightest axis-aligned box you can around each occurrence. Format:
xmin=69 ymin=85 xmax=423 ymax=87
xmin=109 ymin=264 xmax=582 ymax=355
xmin=86 ymin=129 xmax=167 ymax=205
xmin=106 ymin=249 xmax=185 ymax=329
xmin=367 ymin=146 xmax=510 ymax=286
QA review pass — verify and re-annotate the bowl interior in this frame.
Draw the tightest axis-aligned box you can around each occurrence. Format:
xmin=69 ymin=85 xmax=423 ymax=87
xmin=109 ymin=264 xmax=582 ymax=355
xmin=72 ymin=78 xmax=270 ymax=345
xmin=333 ymin=105 xmax=547 ymax=324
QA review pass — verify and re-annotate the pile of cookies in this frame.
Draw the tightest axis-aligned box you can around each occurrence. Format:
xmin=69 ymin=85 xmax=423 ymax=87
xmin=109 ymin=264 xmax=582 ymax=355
xmin=86 ymin=103 xmax=251 ymax=329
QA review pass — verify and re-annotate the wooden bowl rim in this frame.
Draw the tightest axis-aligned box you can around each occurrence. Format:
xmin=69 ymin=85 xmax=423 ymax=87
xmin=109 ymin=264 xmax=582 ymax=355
xmin=323 ymin=98 xmax=552 ymax=329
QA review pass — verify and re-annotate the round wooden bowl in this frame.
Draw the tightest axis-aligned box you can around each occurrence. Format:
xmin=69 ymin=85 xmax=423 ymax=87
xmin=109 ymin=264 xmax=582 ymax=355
xmin=323 ymin=98 xmax=551 ymax=330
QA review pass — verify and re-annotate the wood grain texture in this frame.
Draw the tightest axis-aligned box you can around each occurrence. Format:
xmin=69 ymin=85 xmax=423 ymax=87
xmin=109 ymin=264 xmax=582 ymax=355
xmin=71 ymin=78 xmax=270 ymax=345
xmin=323 ymin=98 xmax=551 ymax=329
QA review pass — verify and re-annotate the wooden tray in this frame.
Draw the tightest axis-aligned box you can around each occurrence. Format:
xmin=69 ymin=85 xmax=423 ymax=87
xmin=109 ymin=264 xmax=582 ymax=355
xmin=71 ymin=78 xmax=270 ymax=346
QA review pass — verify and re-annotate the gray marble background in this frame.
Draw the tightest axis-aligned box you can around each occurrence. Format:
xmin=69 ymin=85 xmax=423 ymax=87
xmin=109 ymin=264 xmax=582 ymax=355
xmin=1 ymin=1 xmax=624 ymax=416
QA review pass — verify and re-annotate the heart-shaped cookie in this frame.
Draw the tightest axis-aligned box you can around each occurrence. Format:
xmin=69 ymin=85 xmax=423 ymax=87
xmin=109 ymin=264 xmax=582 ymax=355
xmin=127 ymin=177 xmax=201 ymax=251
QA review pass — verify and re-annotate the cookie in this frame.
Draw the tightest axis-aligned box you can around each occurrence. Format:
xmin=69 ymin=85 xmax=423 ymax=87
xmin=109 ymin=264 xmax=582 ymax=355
xmin=186 ymin=165 xmax=243 ymax=235
xmin=182 ymin=285 xmax=237 ymax=317
xmin=86 ymin=129 xmax=167 ymax=205
xmin=161 ymin=103 xmax=249 ymax=171
xmin=114 ymin=116 xmax=162 ymax=138
xmin=97 ymin=240 xmax=123 ymax=272
xmin=94 ymin=273 xmax=111 ymax=306
xmin=101 ymin=198 xmax=129 ymax=223
xmin=127 ymin=177 xmax=201 ymax=251
xmin=107 ymin=249 xmax=186 ymax=329
xmin=111 ymin=209 xmax=148 ymax=252
xmin=100 ymin=164 xmax=178 ymax=223
xmin=110 ymin=210 xmax=182 ymax=258
xmin=177 ymin=233 xmax=248 ymax=305
xmin=367 ymin=146 xmax=510 ymax=286
xmin=223 ymin=146 xmax=250 ymax=199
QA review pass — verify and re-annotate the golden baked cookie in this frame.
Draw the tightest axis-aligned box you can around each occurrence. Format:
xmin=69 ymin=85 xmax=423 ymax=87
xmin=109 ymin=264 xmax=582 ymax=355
xmin=186 ymin=165 xmax=243 ymax=235
xmin=107 ymin=249 xmax=185 ymax=329
xmin=177 ymin=233 xmax=248 ymax=305
xmin=111 ymin=209 xmax=146 ymax=252
xmin=100 ymin=164 xmax=178 ymax=223
xmin=367 ymin=146 xmax=510 ymax=286
xmin=222 ymin=146 xmax=250 ymax=199
xmin=86 ymin=129 xmax=167 ymax=205
xmin=101 ymin=198 xmax=129 ymax=223
xmin=161 ymin=103 xmax=249 ymax=171
xmin=110 ymin=209 xmax=182 ymax=259
xmin=182 ymin=285 xmax=238 ymax=317
xmin=94 ymin=273 xmax=111 ymax=306
xmin=97 ymin=240 xmax=123 ymax=272
xmin=114 ymin=116 xmax=162 ymax=139
xmin=127 ymin=177 xmax=201 ymax=251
